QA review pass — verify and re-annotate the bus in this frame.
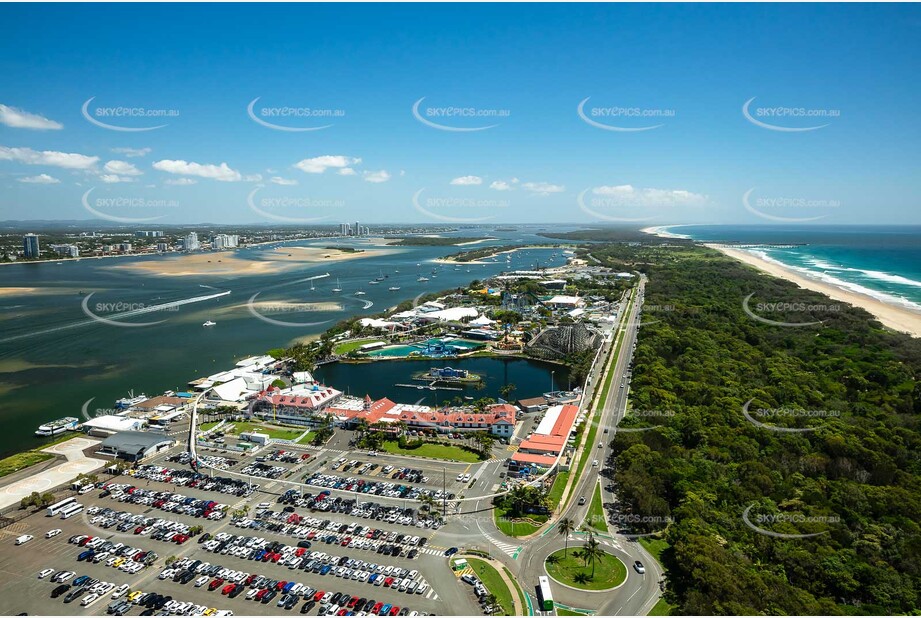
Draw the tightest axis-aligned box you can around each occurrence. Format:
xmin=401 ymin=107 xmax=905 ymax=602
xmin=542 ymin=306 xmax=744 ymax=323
xmin=537 ymin=576 xmax=554 ymax=611
xmin=46 ymin=496 xmax=76 ymax=517
xmin=59 ymin=503 xmax=84 ymax=519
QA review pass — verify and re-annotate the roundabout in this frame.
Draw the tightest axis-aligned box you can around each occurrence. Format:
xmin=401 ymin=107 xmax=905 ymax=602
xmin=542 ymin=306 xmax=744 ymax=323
xmin=544 ymin=547 xmax=628 ymax=592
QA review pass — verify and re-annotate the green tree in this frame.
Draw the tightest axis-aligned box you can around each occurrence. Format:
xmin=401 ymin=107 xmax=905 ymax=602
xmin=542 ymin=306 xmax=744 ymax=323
xmin=557 ymin=517 xmax=575 ymax=557
xmin=580 ymin=532 xmax=605 ymax=579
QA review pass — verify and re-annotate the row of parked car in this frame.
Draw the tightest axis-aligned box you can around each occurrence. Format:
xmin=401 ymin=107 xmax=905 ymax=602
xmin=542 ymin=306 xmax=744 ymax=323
xmin=164 ymin=555 xmax=427 ymax=616
xmin=261 ymin=449 xmax=311 ymax=464
xmin=69 ymin=534 xmax=157 ymax=570
xmin=240 ymin=461 xmax=290 ymax=479
xmin=129 ymin=464 xmax=257 ymax=497
xmin=304 ymin=473 xmax=455 ymax=504
xmin=241 ymin=508 xmax=429 ymax=555
xmin=169 ymin=451 xmax=237 ymax=470
xmin=101 ymin=484 xmax=228 ymax=520
xmin=42 ymin=569 xmax=232 ymax=615
xmin=85 ymin=506 xmax=201 ymax=544
xmin=279 ymin=489 xmax=442 ymax=529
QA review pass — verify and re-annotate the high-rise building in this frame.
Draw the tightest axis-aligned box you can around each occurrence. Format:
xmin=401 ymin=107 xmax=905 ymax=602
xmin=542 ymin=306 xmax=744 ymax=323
xmin=156 ymin=242 xmax=169 ymax=252
xmin=184 ymin=232 xmax=200 ymax=251
xmin=340 ymin=223 xmax=352 ymax=236
xmin=354 ymin=220 xmax=361 ymax=236
xmin=23 ymin=233 xmax=40 ymax=258
xmin=210 ymin=233 xmax=239 ymax=250
xmin=135 ymin=230 xmax=164 ymax=237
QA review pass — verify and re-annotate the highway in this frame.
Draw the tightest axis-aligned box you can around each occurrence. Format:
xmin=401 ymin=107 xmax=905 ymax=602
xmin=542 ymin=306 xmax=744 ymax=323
xmin=485 ymin=275 xmax=663 ymax=616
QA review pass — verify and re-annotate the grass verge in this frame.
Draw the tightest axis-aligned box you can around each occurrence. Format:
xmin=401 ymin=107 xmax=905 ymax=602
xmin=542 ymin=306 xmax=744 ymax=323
xmin=648 ymin=598 xmax=675 ymax=616
xmin=585 ymin=483 xmax=607 ymax=532
xmin=493 ymin=506 xmax=542 ymax=537
xmin=467 ymin=558 xmax=515 ymax=616
xmin=0 ymin=432 xmax=81 ymax=479
xmin=381 ymin=440 xmax=482 ymax=462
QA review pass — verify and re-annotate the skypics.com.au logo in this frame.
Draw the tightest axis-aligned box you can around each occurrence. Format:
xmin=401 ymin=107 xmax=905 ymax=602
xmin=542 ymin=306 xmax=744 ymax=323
xmin=82 ymin=97 xmax=179 ymax=131
xmin=412 ymin=97 xmax=510 ymax=132
xmin=577 ymin=97 xmax=675 ymax=132
xmin=247 ymin=97 xmax=345 ymax=132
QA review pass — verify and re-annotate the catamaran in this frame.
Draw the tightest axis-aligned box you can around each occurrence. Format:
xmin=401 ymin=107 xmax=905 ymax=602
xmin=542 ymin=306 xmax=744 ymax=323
xmin=35 ymin=417 xmax=78 ymax=437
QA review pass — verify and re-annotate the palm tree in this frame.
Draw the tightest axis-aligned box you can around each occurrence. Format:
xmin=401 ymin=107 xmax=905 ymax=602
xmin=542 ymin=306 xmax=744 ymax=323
xmin=557 ymin=517 xmax=575 ymax=556
xmin=545 ymin=554 xmax=561 ymax=566
xmin=581 ymin=532 xmax=605 ymax=579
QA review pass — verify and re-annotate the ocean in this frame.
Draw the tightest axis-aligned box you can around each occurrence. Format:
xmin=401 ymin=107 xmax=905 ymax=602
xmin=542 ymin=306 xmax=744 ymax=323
xmin=0 ymin=227 xmax=574 ymax=457
xmin=658 ymin=225 xmax=921 ymax=312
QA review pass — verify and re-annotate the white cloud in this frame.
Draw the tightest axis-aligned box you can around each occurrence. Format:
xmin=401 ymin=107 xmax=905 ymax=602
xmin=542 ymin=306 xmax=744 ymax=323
xmin=295 ymin=155 xmax=361 ymax=174
xmin=0 ymin=145 xmax=98 ymax=169
xmin=450 ymin=175 xmax=482 ymax=186
xmin=489 ymin=180 xmax=514 ymax=191
xmin=338 ymin=168 xmax=357 ymax=176
xmin=0 ymin=104 xmax=63 ymax=130
xmin=99 ymin=174 xmax=135 ymax=184
xmin=522 ymin=181 xmax=565 ymax=196
xmin=103 ymin=160 xmax=142 ymax=176
xmin=270 ymin=176 xmax=298 ymax=186
xmin=363 ymin=170 xmax=391 ymax=183
xmin=18 ymin=173 xmax=60 ymax=184
xmin=244 ymin=174 xmax=263 ymax=182
xmin=111 ymin=147 xmax=151 ymax=158
xmin=164 ymin=178 xmax=197 ymax=186
xmin=152 ymin=159 xmax=242 ymax=182
xmin=591 ymin=184 xmax=707 ymax=206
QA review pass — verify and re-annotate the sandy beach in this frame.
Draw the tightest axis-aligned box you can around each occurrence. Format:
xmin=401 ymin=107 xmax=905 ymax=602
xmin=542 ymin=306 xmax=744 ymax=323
xmin=710 ymin=245 xmax=921 ymax=338
xmin=108 ymin=246 xmax=385 ymax=277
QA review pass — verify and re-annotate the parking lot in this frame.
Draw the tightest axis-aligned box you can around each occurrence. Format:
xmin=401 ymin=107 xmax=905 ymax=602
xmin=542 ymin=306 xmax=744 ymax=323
xmin=0 ymin=442 xmax=484 ymax=616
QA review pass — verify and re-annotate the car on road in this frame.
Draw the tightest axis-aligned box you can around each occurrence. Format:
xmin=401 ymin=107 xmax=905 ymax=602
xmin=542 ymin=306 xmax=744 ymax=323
xmin=15 ymin=534 xmax=34 ymax=545
xmin=38 ymin=568 xmax=55 ymax=579
xmin=444 ymin=547 xmax=458 ymax=556
xmin=46 ymin=528 xmax=62 ymax=538
xmin=578 ymin=496 xmax=586 ymax=505
xmin=633 ymin=560 xmax=646 ymax=574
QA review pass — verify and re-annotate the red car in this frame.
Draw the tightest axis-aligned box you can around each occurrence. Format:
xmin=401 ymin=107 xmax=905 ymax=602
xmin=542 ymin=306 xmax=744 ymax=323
xmin=221 ymin=584 xmax=235 ymax=595
xmin=295 ymin=548 xmax=306 ymax=557
xmin=306 ymin=532 xmax=317 ymax=540
xmin=337 ymin=609 xmax=348 ymax=616
xmin=78 ymin=536 xmax=93 ymax=547
xmin=383 ymin=577 xmax=394 ymax=587
xmin=275 ymin=581 xmax=288 ymax=591
xmin=372 ymin=602 xmax=383 ymax=614
xmin=134 ymin=526 xmax=145 ymax=535
xmin=388 ymin=607 xmax=400 ymax=616
xmin=341 ymin=537 xmax=352 ymax=547
xmin=245 ymin=574 xmax=257 ymax=585
xmin=347 ymin=596 xmax=359 ymax=609
xmin=255 ymin=589 xmax=269 ymax=601
xmin=313 ymin=590 xmax=325 ymax=602
xmin=208 ymin=578 xmax=224 ymax=591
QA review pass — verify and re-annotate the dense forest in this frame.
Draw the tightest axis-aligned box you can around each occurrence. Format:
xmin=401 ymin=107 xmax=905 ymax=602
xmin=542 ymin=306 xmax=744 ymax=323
xmin=591 ymin=242 xmax=921 ymax=615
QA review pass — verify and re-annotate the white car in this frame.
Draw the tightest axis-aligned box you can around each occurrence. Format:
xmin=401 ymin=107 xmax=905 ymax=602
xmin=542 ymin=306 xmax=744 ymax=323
xmin=45 ymin=528 xmax=62 ymax=538
xmin=80 ymin=593 xmax=100 ymax=607
xmin=14 ymin=535 xmax=33 ymax=545
xmin=37 ymin=568 xmax=55 ymax=579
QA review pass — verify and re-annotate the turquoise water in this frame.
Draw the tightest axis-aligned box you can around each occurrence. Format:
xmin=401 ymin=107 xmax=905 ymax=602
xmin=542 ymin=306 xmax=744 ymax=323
xmin=663 ymin=225 xmax=921 ymax=312
xmin=366 ymin=338 xmax=484 ymax=358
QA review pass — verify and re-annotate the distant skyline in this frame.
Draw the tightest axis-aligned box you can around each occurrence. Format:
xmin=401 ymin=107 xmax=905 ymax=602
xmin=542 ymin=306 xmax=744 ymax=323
xmin=1 ymin=3 xmax=919 ymax=225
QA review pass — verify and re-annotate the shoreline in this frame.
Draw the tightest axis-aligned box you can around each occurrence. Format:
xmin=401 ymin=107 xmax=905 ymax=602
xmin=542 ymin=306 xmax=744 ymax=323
xmin=709 ymin=244 xmax=921 ymax=338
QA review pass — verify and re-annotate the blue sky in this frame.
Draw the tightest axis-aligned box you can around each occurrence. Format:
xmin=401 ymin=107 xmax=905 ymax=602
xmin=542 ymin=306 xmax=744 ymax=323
xmin=0 ymin=3 xmax=918 ymax=225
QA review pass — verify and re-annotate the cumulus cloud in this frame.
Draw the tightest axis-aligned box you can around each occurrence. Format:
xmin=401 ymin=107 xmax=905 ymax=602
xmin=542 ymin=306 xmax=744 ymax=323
xmin=363 ymin=170 xmax=391 ymax=183
xmin=244 ymin=174 xmax=263 ymax=182
xmin=0 ymin=145 xmax=98 ymax=169
xmin=18 ymin=173 xmax=60 ymax=184
xmin=99 ymin=174 xmax=135 ymax=184
xmin=103 ymin=160 xmax=142 ymax=176
xmin=270 ymin=176 xmax=298 ymax=186
xmin=450 ymin=175 xmax=482 ymax=186
xmin=164 ymin=178 xmax=197 ymax=186
xmin=0 ymin=104 xmax=63 ymax=130
xmin=152 ymin=159 xmax=242 ymax=182
xmin=591 ymin=184 xmax=707 ymax=206
xmin=522 ymin=181 xmax=565 ymax=196
xmin=295 ymin=155 xmax=361 ymax=174
xmin=338 ymin=168 xmax=357 ymax=176
xmin=111 ymin=147 xmax=151 ymax=158
xmin=489 ymin=180 xmax=513 ymax=191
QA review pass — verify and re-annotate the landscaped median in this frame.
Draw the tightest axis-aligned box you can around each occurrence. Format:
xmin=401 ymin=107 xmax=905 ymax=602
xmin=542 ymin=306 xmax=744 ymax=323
xmin=380 ymin=440 xmax=483 ymax=463
xmin=464 ymin=557 xmax=519 ymax=616
xmin=545 ymin=547 xmax=627 ymax=592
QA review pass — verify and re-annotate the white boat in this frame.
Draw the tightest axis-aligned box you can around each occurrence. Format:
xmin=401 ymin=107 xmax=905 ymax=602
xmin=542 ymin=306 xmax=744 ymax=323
xmin=35 ymin=417 xmax=78 ymax=437
xmin=369 ymin=280 xmax=379 ymax=285
xmin=332 ymin=278 xmax=342 ymax=293
xmin=115 ymin=391 xmax=148 ymax=409
xmin=355 ymin=290 xmax=366 ymax=296
xmin=203 ymin=320 xmax=216 ymax=327
xmin=389 ymin=286 xmax=401 ymax=291
xmin=417 ymin=276 xmax=429 ymax=282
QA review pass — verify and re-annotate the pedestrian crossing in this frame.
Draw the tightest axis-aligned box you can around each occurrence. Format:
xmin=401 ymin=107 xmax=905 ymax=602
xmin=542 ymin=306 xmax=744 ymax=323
xmin=505 ymin=444 xmax=519 ymax=452
xmin=480 ymin=531 xmax=521 ymax=558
